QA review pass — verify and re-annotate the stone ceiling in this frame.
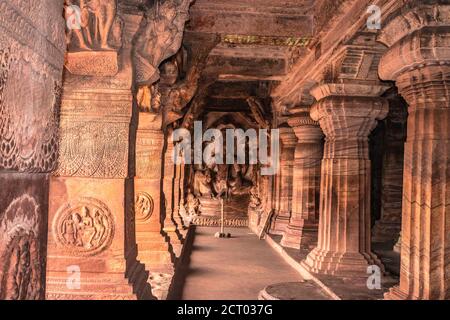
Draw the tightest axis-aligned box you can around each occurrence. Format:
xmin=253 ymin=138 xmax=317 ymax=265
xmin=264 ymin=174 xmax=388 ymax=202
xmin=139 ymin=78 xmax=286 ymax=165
xmin=180 ymin=0 xmax=315 ymax=124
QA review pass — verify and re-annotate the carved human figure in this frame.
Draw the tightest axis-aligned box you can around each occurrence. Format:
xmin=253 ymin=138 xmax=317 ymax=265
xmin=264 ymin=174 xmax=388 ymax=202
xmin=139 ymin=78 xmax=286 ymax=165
xmin=186 ymin=190 xmax=200 ymax=217
xmin=64 ymin=0 xmax=92 ymax=50
xmin=72 ymin=213 xmax=83 ymax=247
xmin=93 ymin=209 xmax=106 ymax=246
xmin=228 ymin=164 xmax=254 ymax=196
xmin=249 ymin=185 xmax=262 ymax=209
xmin=134 ymin=0 xmax=193 ymax=85
xmin=80 ymin=207 xmax=95 ymax=249
xmin=86 ymin=0 xmax=117 ymax=50
xmin=62 ymin=215 xmax=77 ymax=245
xmin=193 ymin=167 xmax=213 ymax=197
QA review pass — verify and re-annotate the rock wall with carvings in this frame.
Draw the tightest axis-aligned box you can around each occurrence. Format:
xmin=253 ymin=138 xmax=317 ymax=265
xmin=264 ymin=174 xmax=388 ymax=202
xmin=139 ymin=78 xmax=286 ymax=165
xmin=0 ymin=0 xmax=66 ymax=300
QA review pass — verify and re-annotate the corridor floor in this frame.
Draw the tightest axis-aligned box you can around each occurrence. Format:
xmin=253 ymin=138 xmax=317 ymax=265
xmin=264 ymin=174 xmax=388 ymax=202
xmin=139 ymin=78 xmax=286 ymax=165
xmin=177 ymin=227 xmax=330 ymax=300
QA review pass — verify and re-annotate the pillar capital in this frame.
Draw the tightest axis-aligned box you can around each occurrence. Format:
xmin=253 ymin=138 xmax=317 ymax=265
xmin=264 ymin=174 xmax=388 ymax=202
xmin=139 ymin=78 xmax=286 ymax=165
xmin=379 ymin=2 xmax=450 ymax=82
xmin=278 ymin=126 xmax=298 ymax=148
xmin=287 ymin=106 xmax=323 ymax=143
xmin=379 ymin=0 xmax=450 ymax=300
xmin=310 ymin=94 xmax=388 ymax=141
xmin=310 ymin=83 xmax=390 ymax=102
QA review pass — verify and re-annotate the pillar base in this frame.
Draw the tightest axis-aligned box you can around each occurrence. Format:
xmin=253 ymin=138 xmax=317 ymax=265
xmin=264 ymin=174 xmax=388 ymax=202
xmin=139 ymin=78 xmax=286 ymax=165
xmin=136 ymin=233 xmax=175 ymax=274
xmin=269 ymin=213 xmax=290 ymax=236
xmin=384 ymin=286 xmax=411 ymax=300
xmin=46 ymin=260 xmax=154 ymax=300
xmin=280 ymin=220 xmax=317 ymax=250
xmin=302 ymin=248 xmax=384 ymax=277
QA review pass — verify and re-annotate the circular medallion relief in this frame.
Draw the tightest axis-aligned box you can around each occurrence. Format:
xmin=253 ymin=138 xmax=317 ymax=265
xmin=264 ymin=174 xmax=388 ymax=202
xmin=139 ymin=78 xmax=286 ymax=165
xmin=53 ymin=198 xmax=114 ymax=256
xmin=135 ymin=192 xmax=154 ymax=222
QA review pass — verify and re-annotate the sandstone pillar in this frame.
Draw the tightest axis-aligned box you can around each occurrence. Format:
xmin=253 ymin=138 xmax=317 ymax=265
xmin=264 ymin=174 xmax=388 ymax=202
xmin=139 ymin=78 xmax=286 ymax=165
xmin=378 ymin=1 xmax=450 ymax=300
xmin=135 ymin=122 xmax=174 ymax=299
xmin=281 ymin=108 xmax=323 ymax=250
xmin=302 ymin=83 xmax=388 ymax=276
xmin=46 ymin=12 xmax=152 ymax=300
xmin=0 ymin=1 xmax=66 ymax=300
xmin=372 ymin=94 xmax=407 ymax=245
xmin=162 ymin=129 xmax=184 ymax=258
xmin=269 ymin=127 xmax=296 ymax=235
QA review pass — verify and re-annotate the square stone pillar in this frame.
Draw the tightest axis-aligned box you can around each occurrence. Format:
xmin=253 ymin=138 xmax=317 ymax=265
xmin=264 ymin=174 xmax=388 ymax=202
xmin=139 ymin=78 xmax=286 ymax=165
xmin=134 ymin=120 xmax=175 ymax=299
xmin=280 ymin=108 xmax=323 ymax=250
xmin=379 ymin=1 xmax=450 ymax=300
xmin=269 ymin=127 xmax=297 ymax=235
xmin=0 ymin=0 xmax=65 ymax=300
xmin=301 ymin=83 xmax=388 ymax=276
xmin=46 ymin=13 xmax=152 ymax=300
xmin=162 ymin=128 xmax=185 ymax=258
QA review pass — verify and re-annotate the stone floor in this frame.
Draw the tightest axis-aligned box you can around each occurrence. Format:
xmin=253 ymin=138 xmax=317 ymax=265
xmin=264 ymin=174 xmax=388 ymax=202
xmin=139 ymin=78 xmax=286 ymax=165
xmin=267 ymin=235 xmax=400 ymax=300
xmin=175 ymin=227 xmax=331 ymax=300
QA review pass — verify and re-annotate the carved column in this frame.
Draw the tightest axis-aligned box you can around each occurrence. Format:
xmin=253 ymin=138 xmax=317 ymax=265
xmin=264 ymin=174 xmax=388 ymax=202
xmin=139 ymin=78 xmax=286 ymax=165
xmin=134 ymin=121 xmax=174 ymax=299
xmin=302 ymin=83 xmax=388 ymax=276
xmin=281 ymin=108 xmax=323 ymax=250
xmin=0 ymin=0 xmax=65 ymax=300
xmin=269 ymin=127 xmax=296 ymax=235
xmin=379 ymin=2 xmax=450 ymax=300
xmin=372 ymin=94 xmax=407 ymax=245
xmin=162 ymin=128 xmax=184 ymax=258
xmin=46 ymin=12 xmax=152 ymax=300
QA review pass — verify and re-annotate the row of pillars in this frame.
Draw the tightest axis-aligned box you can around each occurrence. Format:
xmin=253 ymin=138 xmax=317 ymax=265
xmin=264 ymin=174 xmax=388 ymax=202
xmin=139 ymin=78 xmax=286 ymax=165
xmin=269 ymin=2 xmax=450 ymax=300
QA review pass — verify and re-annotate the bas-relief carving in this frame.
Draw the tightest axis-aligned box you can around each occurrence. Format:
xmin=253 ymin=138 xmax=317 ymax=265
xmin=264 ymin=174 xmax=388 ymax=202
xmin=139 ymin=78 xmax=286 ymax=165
xmin=0 ymin=194 xmax=43 ymax=300
xmin=64 ymin=0 xmax=123 ymax=76
xmin=55 ymin=121 xmax=128 ymax=178
xmin=65 ymin=0 xmax=121 ymax=51
xmin=53 ymin=198 xmax=114 ymax=256
xmin=135 ymin=192 xmax=154 ymax=222
xmin=133 ymin=0 xmax=194 ymax=86
xmin=0 ymin=46 xmax=63 ymax=173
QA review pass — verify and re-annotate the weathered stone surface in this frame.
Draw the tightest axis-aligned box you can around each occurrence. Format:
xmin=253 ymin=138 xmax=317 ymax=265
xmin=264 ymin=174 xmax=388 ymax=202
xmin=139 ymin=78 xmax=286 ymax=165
xmin=280 ymin=109 xmax=323 ymax=250
xmin=0 ymin=0 xmax=66 ymax=300
xmin=65 ymin=51 xmax=119 ymax=77
xmin=302 ymin=83 xmax=388 ymax=276
xmin=372 ymin=94 xmax=407 ymax=245
xmin=379 ymin=1 xmax=450 ymax=300
xmin=46 ymin=11 xmax=152 ymax=300
xmin=269 ymin=126 xmax=296 ymax=236
xmin=0 ymin=173 xmax=50 ymax=300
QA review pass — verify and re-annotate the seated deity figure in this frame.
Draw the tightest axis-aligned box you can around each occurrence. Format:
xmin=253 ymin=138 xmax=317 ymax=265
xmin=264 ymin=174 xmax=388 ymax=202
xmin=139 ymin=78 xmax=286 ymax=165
xmin=193 ymin=166 xmax=214 ymax=198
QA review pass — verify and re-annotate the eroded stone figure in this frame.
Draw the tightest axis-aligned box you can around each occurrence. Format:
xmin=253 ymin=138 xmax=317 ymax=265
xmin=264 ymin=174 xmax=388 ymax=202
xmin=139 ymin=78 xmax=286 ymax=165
xmin=87 ymin=0 xmax=117 ymax=50
xmin=186 ymin=190 xmax=200 ymax=217
xmin=134 ymin=0 xmax=194 ymax=86
xmin=193 ymin=166 xmax=214 ymax=197
xmin=65 ymin=0 xmax=92 ymax=50
xmin=65 ymin=0 xmax=118 ymax=51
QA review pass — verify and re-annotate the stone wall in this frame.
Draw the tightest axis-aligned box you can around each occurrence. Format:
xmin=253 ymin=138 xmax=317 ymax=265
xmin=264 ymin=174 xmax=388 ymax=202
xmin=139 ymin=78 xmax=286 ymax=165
xmin=0 ymin=0 xmax=66 ymax=299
